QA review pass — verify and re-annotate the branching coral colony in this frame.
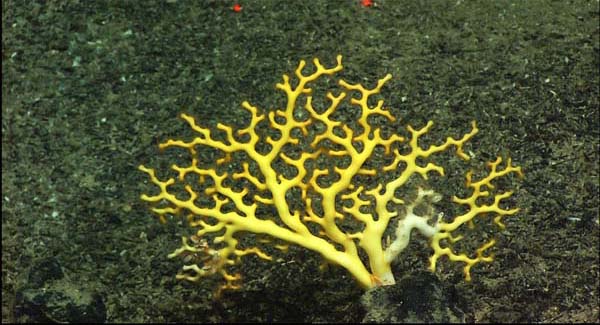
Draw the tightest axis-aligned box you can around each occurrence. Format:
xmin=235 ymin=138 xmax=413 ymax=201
xmin=139 ymin=55 xmax=523 ymax=295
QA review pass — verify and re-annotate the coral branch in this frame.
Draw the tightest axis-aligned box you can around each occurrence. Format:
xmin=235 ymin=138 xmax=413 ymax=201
xmin=139 ymin=55 xmax=523 ymax=295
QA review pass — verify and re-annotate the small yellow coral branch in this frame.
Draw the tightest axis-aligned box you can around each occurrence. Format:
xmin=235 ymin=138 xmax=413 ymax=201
xmin=429 ymin=156 xmax=524 ymax=280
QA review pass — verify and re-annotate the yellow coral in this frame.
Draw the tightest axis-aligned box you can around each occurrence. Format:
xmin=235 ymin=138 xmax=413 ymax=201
xmin=138 ymin=55 xmax=523 ymax=294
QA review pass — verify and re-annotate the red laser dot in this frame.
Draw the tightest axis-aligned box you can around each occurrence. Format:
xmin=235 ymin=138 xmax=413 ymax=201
xmin=361 ymin=0 xmax=373 ymax=7
xmin=233 ymin=3 xmax=242 ymax=12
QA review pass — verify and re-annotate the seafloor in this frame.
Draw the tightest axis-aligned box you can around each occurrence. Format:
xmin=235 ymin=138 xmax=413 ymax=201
xmin=2 ymin=0 xmax=598 ymax=322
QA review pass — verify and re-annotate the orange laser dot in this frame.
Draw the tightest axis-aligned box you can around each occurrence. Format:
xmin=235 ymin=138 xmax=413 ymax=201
xmin=232 ymin=3 xmax=242 ymax=12
xmin=361 ymin=0 xmax=373 ymax=7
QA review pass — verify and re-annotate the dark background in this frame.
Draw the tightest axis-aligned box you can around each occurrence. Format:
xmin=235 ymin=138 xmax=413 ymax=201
xmin=3 ymin=0 xmax=598 ymax=322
